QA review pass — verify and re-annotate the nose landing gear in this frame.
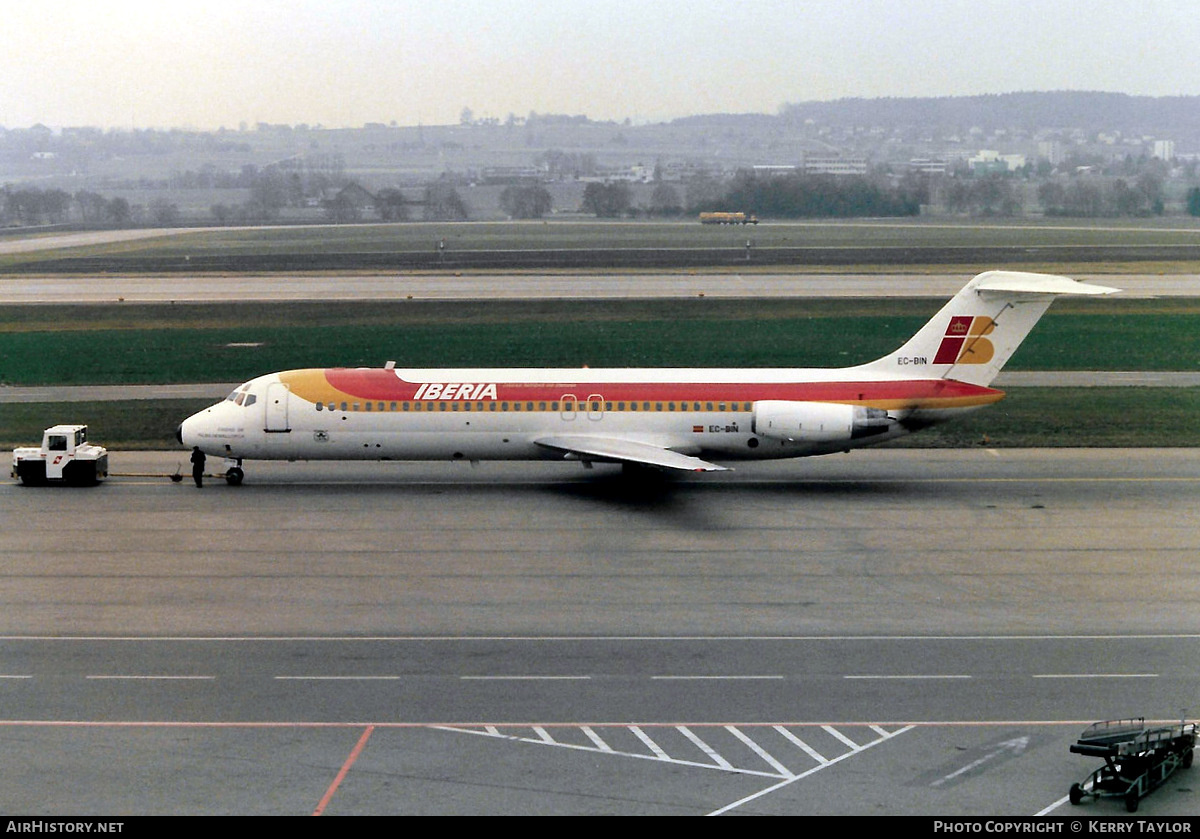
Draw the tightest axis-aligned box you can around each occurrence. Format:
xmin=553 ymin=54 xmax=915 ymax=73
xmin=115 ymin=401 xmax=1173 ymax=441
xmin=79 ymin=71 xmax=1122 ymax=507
xmin=223 ymin=457 xmax=244 ymax=486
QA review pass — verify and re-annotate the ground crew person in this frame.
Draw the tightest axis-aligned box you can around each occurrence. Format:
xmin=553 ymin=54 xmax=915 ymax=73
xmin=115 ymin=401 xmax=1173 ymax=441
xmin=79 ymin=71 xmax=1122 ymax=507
xmin=190 ymin=446 xmax=206 ymax=487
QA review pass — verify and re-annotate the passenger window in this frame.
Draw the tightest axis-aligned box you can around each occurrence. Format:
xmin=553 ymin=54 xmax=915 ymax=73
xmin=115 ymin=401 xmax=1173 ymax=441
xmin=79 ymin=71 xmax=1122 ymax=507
xmin=316 ymin=402 xmax=324 ymax=412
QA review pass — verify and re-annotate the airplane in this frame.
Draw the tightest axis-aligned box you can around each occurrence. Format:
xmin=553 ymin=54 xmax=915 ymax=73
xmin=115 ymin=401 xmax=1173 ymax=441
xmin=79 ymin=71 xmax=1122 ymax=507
xmin=176 ymin=270 xmax=1117 ymax=485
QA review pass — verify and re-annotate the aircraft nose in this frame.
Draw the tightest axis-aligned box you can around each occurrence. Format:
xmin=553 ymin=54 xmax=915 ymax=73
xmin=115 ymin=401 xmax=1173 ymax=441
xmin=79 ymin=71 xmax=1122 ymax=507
xmin=175 ymin=424 xmax=184 ymax=445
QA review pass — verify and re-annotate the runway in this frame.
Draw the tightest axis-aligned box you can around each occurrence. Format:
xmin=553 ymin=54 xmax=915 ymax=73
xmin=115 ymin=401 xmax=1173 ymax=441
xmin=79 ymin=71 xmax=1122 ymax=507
xmin=2 ymin=449 xmax=1198 ymax=815
xmin=2 ymin=271 xmax=1197 ymax=301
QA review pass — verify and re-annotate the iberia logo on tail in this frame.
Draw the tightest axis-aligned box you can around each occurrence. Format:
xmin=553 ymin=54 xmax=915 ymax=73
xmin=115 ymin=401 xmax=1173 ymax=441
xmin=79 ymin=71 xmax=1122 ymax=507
xmin=933 ymin=316 xmax=995 ymax=365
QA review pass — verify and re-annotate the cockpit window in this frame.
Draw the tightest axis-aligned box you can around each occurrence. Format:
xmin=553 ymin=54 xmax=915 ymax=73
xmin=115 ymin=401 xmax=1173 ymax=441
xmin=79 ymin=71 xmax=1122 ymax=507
xmin=228 ymin=389 xmax=257 ymax=407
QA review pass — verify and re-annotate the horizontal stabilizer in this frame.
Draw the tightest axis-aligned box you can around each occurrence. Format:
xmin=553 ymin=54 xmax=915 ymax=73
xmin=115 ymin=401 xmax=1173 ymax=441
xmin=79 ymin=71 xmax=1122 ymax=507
xmin=974 ymin=272 xmax=1120 ymax=297
xmin=534 ymin=435 xmax=728 ymax=472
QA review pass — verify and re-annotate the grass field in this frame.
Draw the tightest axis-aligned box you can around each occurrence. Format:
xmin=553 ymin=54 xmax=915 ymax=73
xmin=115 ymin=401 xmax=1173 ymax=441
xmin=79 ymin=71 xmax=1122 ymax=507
xmin=3 ymin=219 xmax=1198 ymax=450
xmin=2 ymin=296 xmax=1198 ymax=450
xmin=2 ymin=298 xmax=1197 ymax=388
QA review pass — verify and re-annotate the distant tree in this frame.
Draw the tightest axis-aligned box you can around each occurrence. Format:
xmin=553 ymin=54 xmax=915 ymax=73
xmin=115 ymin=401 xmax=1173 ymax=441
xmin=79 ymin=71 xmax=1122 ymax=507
xmin=1064 ymin=180 xmax=1104 ymax=217
xmin=1135 ymin=172 xmax=1164 ymax=215
xmin=683 ymin=173 xmax=724 ymax=212
xmin=3 ymin=188 xmax=72 ymax=224
xmin=375 ymin=188 xmax=410 ymax=221
xmin=499 ymin=184 xmax=553 ymax=219
xmin=211 ymin=203 xmax=234 ymax=225
xmin=423 ymin=182 xmax=470 ymax=221
xmin=1188 ymin=187 xmax=1200 ymax=217
xmin=1037 ymin=181 xmax=1067 ymax=215
xmin=247 ymin=169 xmax=288 ymax=220
xmin=581 ymin=182 xmax=631 ymax=217
xmin=148 ymin=197 xmax=180 ymax=225
xmin=75 ymin=191 xmax=109 ymax=224
xmin=647 ymin=182 xmax=683 ymax=216
xmin=106 ymin=197 xmax=132 ymax=226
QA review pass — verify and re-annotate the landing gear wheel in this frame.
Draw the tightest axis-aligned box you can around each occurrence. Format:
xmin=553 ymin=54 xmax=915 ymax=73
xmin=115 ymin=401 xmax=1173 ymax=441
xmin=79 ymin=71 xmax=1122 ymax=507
xmin=1068 ymin=783 xmax=1083 ymax=805
xmin=225 ymin=467 xmax=244 ymax=486
xmin=1125 ymin=788 xmax=1139 ymax=813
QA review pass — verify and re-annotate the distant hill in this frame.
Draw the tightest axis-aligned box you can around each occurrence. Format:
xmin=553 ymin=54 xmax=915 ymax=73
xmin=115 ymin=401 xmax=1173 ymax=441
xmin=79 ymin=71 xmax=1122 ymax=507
xmin=774 ymin=91 xmax=1200 ymax=136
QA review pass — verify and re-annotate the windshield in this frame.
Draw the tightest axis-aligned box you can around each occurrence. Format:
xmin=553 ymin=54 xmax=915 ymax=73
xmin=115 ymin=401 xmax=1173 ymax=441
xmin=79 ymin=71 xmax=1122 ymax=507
xmin=225 ymin=384 xmax=258 ymax=407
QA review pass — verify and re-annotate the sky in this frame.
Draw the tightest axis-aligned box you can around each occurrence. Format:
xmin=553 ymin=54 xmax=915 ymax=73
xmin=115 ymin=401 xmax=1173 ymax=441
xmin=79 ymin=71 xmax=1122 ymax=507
xmin=4 ymin=0 xmax=1199 ymax=130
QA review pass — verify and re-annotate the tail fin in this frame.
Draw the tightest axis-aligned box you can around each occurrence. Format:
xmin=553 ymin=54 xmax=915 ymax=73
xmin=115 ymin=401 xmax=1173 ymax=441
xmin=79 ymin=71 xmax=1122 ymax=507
xmin=855 ymin=271 xmax=1118 ymax=386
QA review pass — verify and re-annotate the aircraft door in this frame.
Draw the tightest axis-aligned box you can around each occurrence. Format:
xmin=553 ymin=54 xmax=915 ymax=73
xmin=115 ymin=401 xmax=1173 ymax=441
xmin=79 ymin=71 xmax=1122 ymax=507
xmin=560 ymin=394 xmax=577 ymax=421
xmin=265 ymin=382 xmax=291 ymax=432
xmin=586 ymin=393 xmax=604 ymax=421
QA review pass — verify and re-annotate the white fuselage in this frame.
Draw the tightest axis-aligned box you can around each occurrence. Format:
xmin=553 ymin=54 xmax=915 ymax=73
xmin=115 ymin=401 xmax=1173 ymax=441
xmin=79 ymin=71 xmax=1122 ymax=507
xmin=178 ymin=364 xmax=998 ymax=467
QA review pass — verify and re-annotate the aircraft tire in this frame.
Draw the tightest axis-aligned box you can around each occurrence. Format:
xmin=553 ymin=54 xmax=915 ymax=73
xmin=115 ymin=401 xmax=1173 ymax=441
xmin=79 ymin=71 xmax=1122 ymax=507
xmin=225 ymin=467 xmax=244 ymax=486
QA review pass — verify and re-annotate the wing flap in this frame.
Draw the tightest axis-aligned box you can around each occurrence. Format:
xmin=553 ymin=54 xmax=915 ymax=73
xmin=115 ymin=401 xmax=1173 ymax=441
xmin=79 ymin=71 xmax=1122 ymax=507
xmin=534 ymin=435 xmax=728 ymax=472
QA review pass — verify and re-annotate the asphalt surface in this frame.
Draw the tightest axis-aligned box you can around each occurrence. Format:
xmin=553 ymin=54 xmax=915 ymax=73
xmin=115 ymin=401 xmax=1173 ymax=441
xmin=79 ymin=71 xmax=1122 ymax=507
xmin=2 ymin=260 xmax=1197 ymax=816
xmin=2 ymin=449 xmax=1199 ymax=816
xmin=2 ymin=271 xmax=1197 ymax=301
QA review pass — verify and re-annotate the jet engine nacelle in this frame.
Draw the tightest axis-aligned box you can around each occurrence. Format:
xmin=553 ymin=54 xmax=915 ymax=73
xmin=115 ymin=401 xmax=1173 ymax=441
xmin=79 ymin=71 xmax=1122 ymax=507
xmin=752 ymin=400 xmax=893 ymax=443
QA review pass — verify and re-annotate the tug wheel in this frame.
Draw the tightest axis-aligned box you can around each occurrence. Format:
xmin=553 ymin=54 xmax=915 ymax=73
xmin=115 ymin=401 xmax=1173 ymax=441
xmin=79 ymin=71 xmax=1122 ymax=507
xmin=1125 ymin=788 xmax=1139 ymax=813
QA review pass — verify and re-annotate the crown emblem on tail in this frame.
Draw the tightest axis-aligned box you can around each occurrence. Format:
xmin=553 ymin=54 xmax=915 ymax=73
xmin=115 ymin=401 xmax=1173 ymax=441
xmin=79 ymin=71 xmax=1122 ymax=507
xmin=933 ymin=316 xmax=995 ymax=365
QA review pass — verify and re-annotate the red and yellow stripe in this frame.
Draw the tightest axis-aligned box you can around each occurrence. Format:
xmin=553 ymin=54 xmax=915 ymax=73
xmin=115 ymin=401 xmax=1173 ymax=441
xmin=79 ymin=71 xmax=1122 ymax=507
xmin=279 ymin=368 xmax=1003 ymax=412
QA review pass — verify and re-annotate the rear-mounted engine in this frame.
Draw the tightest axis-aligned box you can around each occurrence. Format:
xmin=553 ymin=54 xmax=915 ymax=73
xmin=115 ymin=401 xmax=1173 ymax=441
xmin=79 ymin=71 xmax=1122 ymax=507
xmin=752 ymin=400 xmax=894 ymax=443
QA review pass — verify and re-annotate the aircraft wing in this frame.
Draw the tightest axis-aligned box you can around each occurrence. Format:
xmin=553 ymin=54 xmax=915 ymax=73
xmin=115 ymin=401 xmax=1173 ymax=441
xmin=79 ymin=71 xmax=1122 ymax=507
xmin=534 ymin=435 xmax=729 ymax=472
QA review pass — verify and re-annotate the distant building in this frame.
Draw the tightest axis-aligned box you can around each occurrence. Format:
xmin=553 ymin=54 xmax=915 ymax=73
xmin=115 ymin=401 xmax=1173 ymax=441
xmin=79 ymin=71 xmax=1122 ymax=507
xmin=752 ymin=165 xmax=799 ymax=177
xmin=968 ymin=150 xmax=1025 ymax=175
xmin=480 ymin=166 xmax=544 ymax=185
xmin=803 ymin=156 xmax=868 ymax=176
xmin=1152 ymin=140 xmax=1175 ymax=161
xmin=907 ymin=159 xmax=947 ymax=175
xmin=1037 ymin=141 xmax=1065 ymax=166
